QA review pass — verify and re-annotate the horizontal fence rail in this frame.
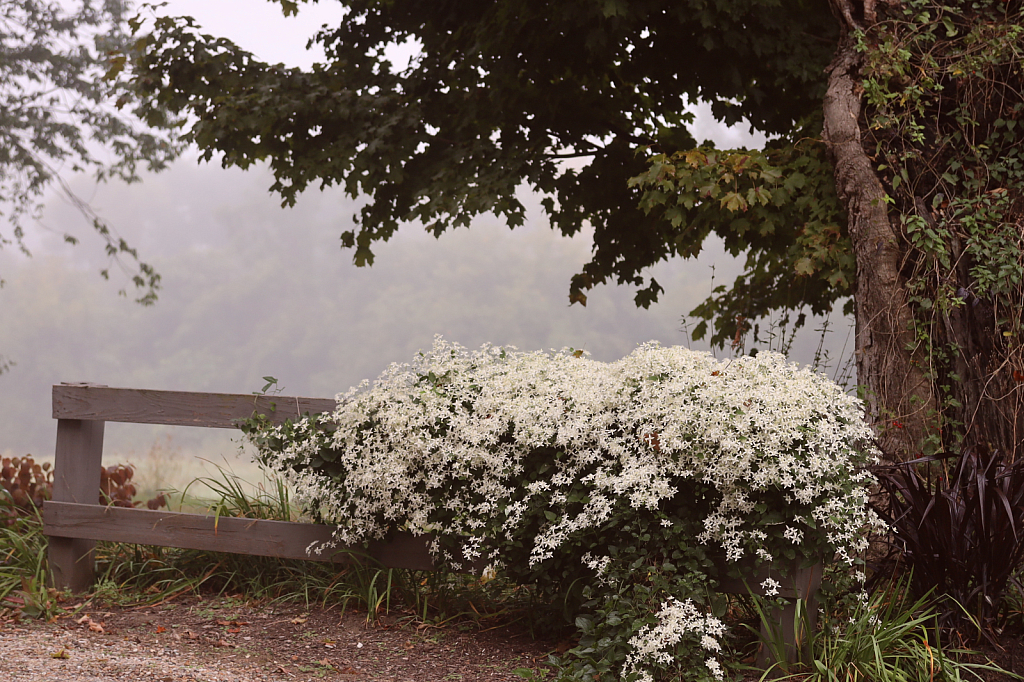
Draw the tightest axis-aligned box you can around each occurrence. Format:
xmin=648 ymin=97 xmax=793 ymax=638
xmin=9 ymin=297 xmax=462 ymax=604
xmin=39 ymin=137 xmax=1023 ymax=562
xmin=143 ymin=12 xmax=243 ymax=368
xmin=45 ymin=383 xmax=466 ymax=592
xmin=44 ymin=502 xmax=440 ymax=570
xmin=53 ymin=383 xmax=336 ymax=428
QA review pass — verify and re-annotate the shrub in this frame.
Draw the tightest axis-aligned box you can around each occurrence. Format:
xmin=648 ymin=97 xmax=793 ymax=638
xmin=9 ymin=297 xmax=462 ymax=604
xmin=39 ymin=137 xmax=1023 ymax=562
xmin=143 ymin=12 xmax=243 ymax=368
xmin=1 ymin=457 xmax=53 ymax=521
xmin=1 ymin=456 xmax=166 ymax=526
xmin=0 ymin=455 xmax=169 ymax=619
xmin=872 ymin=445 xmax=1024 ymax=638
xmin=244 ymin=339 xmax=881 ymax=681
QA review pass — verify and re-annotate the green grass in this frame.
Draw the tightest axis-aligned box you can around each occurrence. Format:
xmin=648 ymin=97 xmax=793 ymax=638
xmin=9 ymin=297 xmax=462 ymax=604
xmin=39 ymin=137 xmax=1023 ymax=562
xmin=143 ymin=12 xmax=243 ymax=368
xmin=749 ymin=579 xmax=1017 ymax=682
xmin=10 ymin=461 xmax=1019 ymax=682
xmin=91 ymin=462 xmax=369 ymax=610
xmin=0 ymin=498 xmax=61 ymax=619
xmin=85 ymin=461 xmax=534 ymax=625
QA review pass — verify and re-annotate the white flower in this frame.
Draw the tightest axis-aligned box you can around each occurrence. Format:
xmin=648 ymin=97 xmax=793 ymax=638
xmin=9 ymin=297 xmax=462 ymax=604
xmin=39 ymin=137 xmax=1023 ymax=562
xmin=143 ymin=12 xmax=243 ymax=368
xmin=581 ymin=552 xmax=612 ymax=576
xmin=246 ymin=338 xmax=881 ymax=682
xmin=700 ymin=635 xmax=721 ymax=652
xmin=783 ymin=526 xmax=804 ymax=544
xmin=761 ymin=577 xmax=781 ymax=597
xmin=624 ymin=599 xmax=726 ymax=682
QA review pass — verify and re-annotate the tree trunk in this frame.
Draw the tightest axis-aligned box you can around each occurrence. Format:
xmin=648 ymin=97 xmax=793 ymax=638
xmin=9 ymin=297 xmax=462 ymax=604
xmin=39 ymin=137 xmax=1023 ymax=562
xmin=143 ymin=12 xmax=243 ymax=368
xmin=821 ymin=0 xmax=935 ymax=460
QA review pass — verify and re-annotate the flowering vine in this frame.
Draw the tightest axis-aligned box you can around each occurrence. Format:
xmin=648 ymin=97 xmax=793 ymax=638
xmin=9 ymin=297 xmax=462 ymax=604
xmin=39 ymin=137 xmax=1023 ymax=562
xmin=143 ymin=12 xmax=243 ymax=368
xmin=243 ymin=338 xmax=881 ymax=681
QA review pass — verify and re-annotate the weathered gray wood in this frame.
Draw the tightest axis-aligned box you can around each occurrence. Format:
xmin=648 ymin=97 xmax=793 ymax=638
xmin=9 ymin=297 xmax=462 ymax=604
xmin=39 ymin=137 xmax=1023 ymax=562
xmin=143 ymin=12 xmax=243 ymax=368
xmin=718 ymin=560 xmax=822 ymax=668
xmin=42 ymin=502 xmax=470 ymax=572
xmin=53 ymin=384 xmax=336 ymax=428
xmin=716 ymin=560 xmax=821 ymax=600
xmin=48 ymin=419 xmax=105 ymax=592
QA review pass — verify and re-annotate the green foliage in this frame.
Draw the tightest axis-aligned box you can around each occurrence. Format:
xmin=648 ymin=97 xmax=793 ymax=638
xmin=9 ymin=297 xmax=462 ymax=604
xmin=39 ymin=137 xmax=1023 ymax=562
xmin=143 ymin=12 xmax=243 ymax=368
xmin=552 ymin=521 xmax=724 ymax=682
xmin=0 ymin=504 xmax=55 ymax=619
xmin=629 ymin=137 xmax=852 ymax=348
xmin=0 ymin=0 xmax=182 ymax=304
xmin=856 ymin=0 xmax=1024 ymax=453
xmin=752 ymin=582 xmax=1009 ymax=682
xmin=126 ymin=0 xmax=836 ymax=308
xmin=182 ymin=461 xmax=296 ymax=523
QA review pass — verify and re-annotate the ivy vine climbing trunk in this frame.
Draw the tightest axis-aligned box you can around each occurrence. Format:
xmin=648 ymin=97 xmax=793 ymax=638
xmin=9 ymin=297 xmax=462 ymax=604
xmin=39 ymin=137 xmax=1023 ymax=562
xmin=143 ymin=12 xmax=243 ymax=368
xmin=822 ymin=0 xmax=934 ymax=459
xmin=823 ymin=0 xmax=1024 ymax=460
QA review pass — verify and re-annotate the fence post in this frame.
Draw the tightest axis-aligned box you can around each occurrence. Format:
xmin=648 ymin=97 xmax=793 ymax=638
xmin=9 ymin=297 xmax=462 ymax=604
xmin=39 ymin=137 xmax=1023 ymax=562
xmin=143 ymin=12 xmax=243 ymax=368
xmin=47 ymin=417 xmax=105 ymax=592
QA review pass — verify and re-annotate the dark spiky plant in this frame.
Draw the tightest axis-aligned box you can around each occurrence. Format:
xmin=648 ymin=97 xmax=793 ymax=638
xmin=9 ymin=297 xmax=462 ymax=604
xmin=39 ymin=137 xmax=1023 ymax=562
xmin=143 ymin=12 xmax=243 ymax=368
xmin=872 ymin=445 xmax=1024 ymax=639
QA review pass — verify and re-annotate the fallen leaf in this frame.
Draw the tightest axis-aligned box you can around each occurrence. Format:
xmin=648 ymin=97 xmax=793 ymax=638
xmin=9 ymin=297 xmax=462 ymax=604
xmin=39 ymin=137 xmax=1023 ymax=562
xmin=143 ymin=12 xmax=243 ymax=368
xmin=155 ymin=626 xmax=166 ymax=634
xmin=214 ymin=639 xmax=235 ymax=648
xmin=50 ymin=649 xmax=69 ymax=659
xmin=290 ymin=616 xmax=307 ymax=625
xmin=227 ymin=627 xmax=240 ymax=634
xmin=74 ymin=614 xmax=105 ymax=633
xmin=185 ymin=630 xmax=198 ymax=640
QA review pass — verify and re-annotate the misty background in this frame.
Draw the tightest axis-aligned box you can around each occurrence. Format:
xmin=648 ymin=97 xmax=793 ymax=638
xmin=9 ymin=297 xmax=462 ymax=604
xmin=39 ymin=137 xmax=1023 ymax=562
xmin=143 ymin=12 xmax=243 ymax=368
xmin=0 ymin=1 xmax=853 ymax=491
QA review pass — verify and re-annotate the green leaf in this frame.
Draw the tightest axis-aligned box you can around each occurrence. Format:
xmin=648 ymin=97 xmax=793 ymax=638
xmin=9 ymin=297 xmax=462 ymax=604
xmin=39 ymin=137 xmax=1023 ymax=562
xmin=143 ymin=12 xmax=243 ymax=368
xmin=794 ymin=258 xmax=817 ymax=276
xmin=721 ymin=192 xmax=747 ymax=213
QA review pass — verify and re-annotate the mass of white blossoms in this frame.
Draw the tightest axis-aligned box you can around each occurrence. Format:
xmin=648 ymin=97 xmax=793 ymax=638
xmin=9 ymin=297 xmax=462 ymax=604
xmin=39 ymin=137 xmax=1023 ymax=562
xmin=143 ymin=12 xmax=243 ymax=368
xmin=624 ymin=598 xmax=728 ymax=682
xmin=249 ymin=337 xmax=879 ymax=568
xmin=247 ymin=338 xmax=881 ymax=681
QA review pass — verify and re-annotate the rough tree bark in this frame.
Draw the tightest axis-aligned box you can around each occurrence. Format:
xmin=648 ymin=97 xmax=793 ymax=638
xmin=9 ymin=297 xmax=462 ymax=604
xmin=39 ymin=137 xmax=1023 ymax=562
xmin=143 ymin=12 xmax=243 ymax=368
xmin=822 ymin=0 xmax=935 ymax=460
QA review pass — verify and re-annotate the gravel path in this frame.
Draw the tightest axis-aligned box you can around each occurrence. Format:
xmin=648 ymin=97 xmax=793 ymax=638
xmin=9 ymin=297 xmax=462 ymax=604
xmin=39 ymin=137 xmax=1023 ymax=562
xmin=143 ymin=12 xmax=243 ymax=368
xmin=0 ymin=597 xmax=554 ymax=681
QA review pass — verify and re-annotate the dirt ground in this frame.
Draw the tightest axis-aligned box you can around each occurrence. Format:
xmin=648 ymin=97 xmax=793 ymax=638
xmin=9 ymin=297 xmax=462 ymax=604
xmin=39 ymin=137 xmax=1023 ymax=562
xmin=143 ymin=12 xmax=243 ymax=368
xmin=0 ymin=595 xmax=558 ymax=682
xmin=8 ymin=592 xmax=1024 ymax=681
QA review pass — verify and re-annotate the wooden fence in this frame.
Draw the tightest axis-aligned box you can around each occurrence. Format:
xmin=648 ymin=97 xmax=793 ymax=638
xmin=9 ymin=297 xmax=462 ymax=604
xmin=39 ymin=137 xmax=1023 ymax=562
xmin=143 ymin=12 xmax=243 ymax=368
xmin=43 ymin=382 xmax=819 ymax=663
xmin=44 ymin=383 xmax=457 ymax=593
